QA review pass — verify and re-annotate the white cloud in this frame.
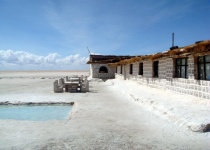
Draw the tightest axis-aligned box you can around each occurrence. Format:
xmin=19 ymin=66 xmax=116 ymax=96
xmin=0 ymin=50 xmax=89 ymax=70
xmin=56 ymin=54 xmax=88 ymax=65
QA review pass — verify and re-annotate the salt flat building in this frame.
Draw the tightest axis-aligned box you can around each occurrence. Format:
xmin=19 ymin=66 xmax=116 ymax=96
xmin=87 ymin=55 xmax=135 ymax=79
xmin=87 ymin=40 xmax=210 ymax=99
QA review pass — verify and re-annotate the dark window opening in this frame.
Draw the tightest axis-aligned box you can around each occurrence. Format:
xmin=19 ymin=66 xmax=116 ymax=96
xmin=139 ymin=63 xmax=143 ymax=75
xmin=130 ymin=64 xmax=133 ymax=74
xmin=198 ymin=55 xmax=210 ymax=81
xmin=153 ymin=61 xmax=159 ymax=77
xmin=99 ymin=66 xmax=108 ymax=73
xmin=175 ymin=58 xmax=188 ymax=78
xmin=116 ymin=67 xmax=117 ymax=73
xmin=120 ymin=66 xmax=122 ymax=74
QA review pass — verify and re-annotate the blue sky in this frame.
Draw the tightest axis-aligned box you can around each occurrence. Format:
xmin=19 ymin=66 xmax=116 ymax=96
xmin=0 ymin=0 xmax=209 ymax=70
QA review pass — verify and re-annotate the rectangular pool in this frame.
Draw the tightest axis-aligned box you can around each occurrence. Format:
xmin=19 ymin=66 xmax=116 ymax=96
xmin=0 ymin=105 xmax=73 ymax=121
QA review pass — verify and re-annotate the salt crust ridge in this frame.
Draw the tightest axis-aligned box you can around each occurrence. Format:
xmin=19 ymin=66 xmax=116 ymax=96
xmin=105 ymin=79 xmax=210 ymax=133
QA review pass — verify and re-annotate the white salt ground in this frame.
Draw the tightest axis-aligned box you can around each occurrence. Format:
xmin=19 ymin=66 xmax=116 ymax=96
xmin=106 ymin=79 xmax=210 ymax=133
xmin=0 ymin=71 xmax=209 ymax=150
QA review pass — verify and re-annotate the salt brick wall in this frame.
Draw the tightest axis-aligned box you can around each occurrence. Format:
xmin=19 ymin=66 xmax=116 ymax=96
xmin=117 ymin=66 xmax=120 ymax=74
xmin=188 ymin=56 xmax=195 ymax=79
xmin=118 ymin=66 xmax=123 ymax=74
xmin=159 ymin=59 xmax=167 ymax=79
xmin=90 ymin=65 xmax=93 ymax=78
xmin=115 ymin=66 xmax=124 ymax=80
xmin=166 ymin=79 xmax=210 ymax=99
xmin=143 ymin=60 xmax=153 ymax=78
xmin=115 ymin=55 xmax=210 ymax=100
xmin=125 ymin=64 xmax=130 ymax=79
xmin=90 ymin=64 xmax=115 ymax=79
xmin=165 ymin=58 xmax=173 ymax=79
xmin=133 ymin=62 xmax=139 ymax=76
xmin=117 ymin=65 xmax=125 ymax=75
xmin=125 ymin=63 xmax=139 ymax=80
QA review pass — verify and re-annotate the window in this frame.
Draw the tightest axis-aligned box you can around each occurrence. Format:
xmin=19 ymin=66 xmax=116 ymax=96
xmin=198 ymin=55 xmax=210 ymax=81
xmin=175 ymin=58 xmax=188 ymax=78
xmin=99 ymin=66 xmax=108 ymax=73
xmin=130 ymin=64 xmax=133 ymax=74
xmin=153 ymin=61 xmax=159 ymax=77
xmin=139 ymin=63 xmax=143 ymax=75
xmin=116 ymin=67 xmax=117 ymax=73
xmin=120 ymin=66 xmax=123 ymax=74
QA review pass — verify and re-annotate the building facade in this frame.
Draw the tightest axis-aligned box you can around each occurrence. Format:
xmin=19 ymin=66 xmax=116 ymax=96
xmin=87 ymin=55 xmax=134 ymax=79
xmin=89 ymin=63 xmax=116 ymax=79
xmin=110 ymin=40 xmax=210 ymax=100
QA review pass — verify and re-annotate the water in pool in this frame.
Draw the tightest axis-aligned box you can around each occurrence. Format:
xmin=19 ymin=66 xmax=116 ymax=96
xmin=0 ymin=105 xmax=73 ymax=121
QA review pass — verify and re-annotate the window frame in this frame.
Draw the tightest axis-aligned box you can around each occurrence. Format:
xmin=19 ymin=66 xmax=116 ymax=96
xmin=153 ymin=61 xmax=159 ymax=77
xmin=175 ymin=58 xmax=188 ymax=79
xmin=139 ymin=62 xmax=143 ymax=75
xmin=198 ymin=55 xmax=210 ymax=81
xmin=129 ymin=64 xmax=133 ymax=75
xmin=99 ymin=66 xmax=108 ymax=73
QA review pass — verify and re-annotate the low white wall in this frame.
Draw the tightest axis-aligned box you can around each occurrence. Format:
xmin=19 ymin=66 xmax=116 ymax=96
xmin=115 ymin=55 xmax=210 ymax=100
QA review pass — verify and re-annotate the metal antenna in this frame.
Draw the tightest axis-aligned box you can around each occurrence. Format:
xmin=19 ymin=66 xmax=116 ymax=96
xmin=172 ymin=33 xmax=174 ymax=47
xmin=87 ymin=47 xmax=91 ymax=54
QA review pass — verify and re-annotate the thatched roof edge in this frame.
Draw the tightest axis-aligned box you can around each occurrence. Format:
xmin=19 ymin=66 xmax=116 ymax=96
xmin=108 ymin=40 xmax=210 ymax=66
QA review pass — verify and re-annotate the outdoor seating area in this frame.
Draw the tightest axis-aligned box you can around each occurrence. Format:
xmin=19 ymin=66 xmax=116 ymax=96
xmin=53 ymin=75 xmax=89 ymax=93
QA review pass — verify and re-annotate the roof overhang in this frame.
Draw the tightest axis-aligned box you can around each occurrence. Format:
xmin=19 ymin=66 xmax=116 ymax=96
xmin=107 ymin=40 xmax=210 ymax=66
xmin=87 ymin=55 xmax=136 ymax=64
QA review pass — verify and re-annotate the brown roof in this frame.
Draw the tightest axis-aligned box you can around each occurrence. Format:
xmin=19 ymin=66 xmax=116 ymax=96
xmin=108 ymin=40 xmax=210 ymax=67
xmin=87 ymin=55 xmax=136 ymax=64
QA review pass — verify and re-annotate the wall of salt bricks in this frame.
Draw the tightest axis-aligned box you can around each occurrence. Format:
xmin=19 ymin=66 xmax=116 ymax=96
xmin=115 ymin=55 xmax=210 ymax=100
xmin=90 ymin=64 xmax=115 ymax=79
xmin=116 ymin=66 xmax=124 ymax=80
